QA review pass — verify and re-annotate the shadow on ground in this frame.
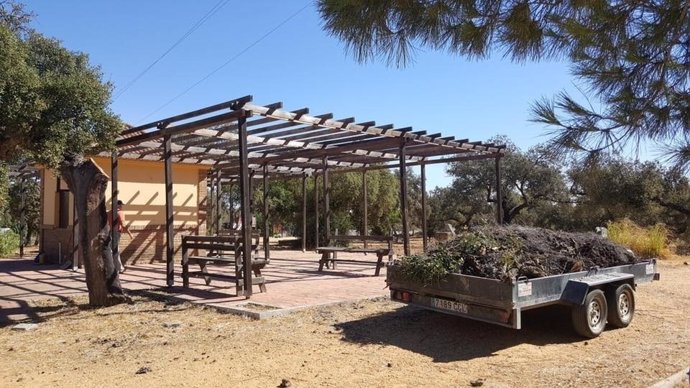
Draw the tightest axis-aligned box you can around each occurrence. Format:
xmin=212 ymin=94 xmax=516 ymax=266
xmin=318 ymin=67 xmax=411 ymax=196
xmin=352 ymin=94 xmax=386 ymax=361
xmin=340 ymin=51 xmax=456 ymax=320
xmin=334 ymin=304 xmax=581 ymax=362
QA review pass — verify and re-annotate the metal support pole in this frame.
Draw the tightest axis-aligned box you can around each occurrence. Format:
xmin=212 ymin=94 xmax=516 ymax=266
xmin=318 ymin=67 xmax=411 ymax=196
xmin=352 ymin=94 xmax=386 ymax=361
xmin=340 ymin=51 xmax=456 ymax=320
xmin=362 ymin=170 xmax=368 ymax=249
xmin=399 ymin=139 xmax=410 ymax=256
xmin=111 ymin=152 xmax=119 ymax=267
xmin=237 ymin=113 xmax=253 ymax=296
xmin=228 ymin=180 xmax=234 ymax=230
xmin=323 ymin=157 xmax=330 ymax=244
xmin=262 ymin=164 xmax=270 ymax=260
xmin=72 ymin=199 xmax=80 ymax=270
xmin=495 ymin=156 xmax=503 ymax=225
xmin=215 ymin=169 xmax=222 ymax=234
xmin=19 ymin=176 xmax=25 ymax=258
xmin=302 ymin=173 xmax=307 ymax=252
xmin=164 ymin=135 xmax=175 ymax=287
xmin=314 ymin=174 xmax=319 ymax=249
xmin=209 ymin=172 xmax=215 ymax=234
xmin=421 ymin=163 xmax=428 ymax=253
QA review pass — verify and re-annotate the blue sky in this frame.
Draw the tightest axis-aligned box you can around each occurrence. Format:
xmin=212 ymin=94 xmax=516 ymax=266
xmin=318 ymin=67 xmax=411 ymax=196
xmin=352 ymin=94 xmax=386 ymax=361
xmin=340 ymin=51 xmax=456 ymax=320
xmin=27 ymin=1 xmax=577 ymax=189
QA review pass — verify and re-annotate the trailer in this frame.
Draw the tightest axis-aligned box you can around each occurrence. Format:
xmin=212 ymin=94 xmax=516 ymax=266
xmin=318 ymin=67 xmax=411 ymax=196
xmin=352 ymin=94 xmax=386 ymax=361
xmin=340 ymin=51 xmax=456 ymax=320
xmin=387 ymin=260 xmax=659 ymax=338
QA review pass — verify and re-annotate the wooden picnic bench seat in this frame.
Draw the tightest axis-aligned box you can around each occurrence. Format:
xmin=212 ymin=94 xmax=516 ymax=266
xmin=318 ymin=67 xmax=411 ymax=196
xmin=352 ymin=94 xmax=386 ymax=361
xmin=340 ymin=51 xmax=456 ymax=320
xmin=181 ymin=235 xmax=267 ymax=295
xmin=317 ymin=235 xmax=393 ymax=276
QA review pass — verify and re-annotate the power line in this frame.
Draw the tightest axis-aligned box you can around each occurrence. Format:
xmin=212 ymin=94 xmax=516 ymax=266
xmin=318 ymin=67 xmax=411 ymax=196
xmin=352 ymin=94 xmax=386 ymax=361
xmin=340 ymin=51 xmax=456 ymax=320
xmin=113 ymin=0 xmax=232 ymax=101
xmin=137 ymin=2 xmax=310 ymax=124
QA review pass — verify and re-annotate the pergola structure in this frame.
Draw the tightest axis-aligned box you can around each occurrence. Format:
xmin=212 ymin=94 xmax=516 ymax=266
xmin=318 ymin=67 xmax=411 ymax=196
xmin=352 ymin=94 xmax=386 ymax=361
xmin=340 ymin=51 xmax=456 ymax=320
xmin=113 ymin=95 xmax=507 ymax=297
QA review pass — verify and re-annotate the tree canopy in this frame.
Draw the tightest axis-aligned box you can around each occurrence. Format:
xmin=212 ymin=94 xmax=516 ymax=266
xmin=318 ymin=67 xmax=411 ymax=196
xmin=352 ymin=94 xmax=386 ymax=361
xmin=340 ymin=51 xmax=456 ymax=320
xmin=318 ymin=0 xmax=690 ymax=168
xmin=0 ymin=2 xmax=120 ymax=168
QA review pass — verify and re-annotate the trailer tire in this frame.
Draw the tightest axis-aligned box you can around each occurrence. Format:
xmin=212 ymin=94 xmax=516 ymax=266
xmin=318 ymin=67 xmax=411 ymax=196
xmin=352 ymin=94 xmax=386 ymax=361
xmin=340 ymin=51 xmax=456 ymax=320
xmin=571 ymin=289 xmax=608 ymax=338
xmin=606 ymin=284 xmax=635 ymax=328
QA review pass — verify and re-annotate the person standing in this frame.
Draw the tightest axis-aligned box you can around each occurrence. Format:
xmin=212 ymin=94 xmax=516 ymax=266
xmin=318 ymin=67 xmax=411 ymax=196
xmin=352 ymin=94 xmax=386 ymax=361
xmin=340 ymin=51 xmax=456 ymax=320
xmin=108 ymin=200 xmax=133 ymax=273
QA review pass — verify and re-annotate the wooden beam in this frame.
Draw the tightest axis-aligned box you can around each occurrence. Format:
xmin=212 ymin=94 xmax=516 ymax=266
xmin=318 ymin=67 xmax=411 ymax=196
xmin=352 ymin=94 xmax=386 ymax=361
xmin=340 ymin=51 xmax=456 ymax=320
xmin=164 ymin=135 xmax=175 ymax=287
xmin=244 ymin=103 xmax=412 ymax=139
xmin=330 ymin=152 xmax=502 ymax=175
xmin=117 ymin=110 xmax=245 ymax=147
xmin=120 ymin=95 xmax=252 ymax=137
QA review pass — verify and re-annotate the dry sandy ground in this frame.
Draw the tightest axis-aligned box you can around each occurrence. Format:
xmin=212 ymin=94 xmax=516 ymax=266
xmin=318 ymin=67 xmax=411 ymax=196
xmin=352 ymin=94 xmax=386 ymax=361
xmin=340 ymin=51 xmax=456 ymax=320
xmin=1 ymin=259 xmax=688 ymax=388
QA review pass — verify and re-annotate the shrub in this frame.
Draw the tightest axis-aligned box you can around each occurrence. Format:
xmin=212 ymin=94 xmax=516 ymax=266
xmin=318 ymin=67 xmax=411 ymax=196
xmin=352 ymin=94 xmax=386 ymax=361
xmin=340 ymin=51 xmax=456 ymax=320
xmin=0 ymin=230 xmax=19 ymax=257
xmin=607 ymin=219 xmax=669 ymax=259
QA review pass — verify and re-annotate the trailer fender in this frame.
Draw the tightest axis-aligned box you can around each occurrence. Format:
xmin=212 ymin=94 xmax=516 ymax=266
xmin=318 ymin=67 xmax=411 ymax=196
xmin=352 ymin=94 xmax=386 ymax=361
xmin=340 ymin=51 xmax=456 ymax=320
xmin=561 ymin=280 xmax=590 ymax=305
xmin=560 ymin=272 xmax=635 ymax=305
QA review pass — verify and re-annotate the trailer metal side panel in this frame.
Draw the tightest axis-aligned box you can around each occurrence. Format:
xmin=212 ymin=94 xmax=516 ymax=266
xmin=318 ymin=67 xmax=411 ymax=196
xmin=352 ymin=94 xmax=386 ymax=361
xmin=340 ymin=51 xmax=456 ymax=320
xmin=387 ymin=260 xmax=657 ymax=329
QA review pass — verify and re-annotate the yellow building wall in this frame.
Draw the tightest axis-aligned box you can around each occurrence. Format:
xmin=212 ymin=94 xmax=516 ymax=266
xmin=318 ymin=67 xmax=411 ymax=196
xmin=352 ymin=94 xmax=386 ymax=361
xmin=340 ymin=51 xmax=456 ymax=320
xmin=41 ymin=157 xmax=209 ymax=228
xmin=93 ymin=156 xmax=207 ymax=228
xmin=40 ymin=169 xmax=75 ymax=226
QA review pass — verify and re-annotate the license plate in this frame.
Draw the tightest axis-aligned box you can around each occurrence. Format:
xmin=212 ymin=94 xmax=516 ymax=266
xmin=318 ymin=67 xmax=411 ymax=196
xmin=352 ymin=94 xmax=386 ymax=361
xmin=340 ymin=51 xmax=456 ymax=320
xmin=429 ymin=297 xmax=468 ymax=314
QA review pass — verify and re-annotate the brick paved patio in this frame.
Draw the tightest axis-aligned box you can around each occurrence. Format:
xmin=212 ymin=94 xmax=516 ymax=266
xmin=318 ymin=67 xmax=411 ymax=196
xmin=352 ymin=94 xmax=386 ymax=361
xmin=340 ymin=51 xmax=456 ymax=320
xmin=0 ymin=250 xmax=391 ymax=324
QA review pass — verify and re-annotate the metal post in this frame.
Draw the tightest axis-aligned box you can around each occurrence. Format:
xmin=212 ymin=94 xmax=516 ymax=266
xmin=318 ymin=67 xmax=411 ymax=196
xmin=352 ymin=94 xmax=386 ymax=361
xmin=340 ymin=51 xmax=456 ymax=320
xmin=111 ymin=152 xmax=119 ymax=266
xmin=399 ymin=139 xmax=410 ymax=256
xmin=495 ymin=156 xmax=503 ymax=225
xmin=72 ymin=199 xmax=80 ymax=270
xmin=228 ymin=180 xmax=234 ymax=230
xmin=209 ymin=172 xmax=215 ymax=234
xmin=216 ymin=169 xmax=222 ymax=234
xmin=302 ymin=173 xmax=307 ymax=252
xmin=314 ymin=174 xmax=319 ymax=248
xmin=421 ymin=162 xmax=428 ymax=253
xmin=323 ymin=157 xmax=330 ymax=243
xmin=262 ymin=164 xmax=270 ymax=260
xmin=237 ymin=113 xmax=253 ymax=296
xmin=164 ymin=135 xmax=175 ymax=287
xmin=19 ymin=176 xmax=25 ymax=258
xmin=363 ymin=170 xmax=368 ymax=249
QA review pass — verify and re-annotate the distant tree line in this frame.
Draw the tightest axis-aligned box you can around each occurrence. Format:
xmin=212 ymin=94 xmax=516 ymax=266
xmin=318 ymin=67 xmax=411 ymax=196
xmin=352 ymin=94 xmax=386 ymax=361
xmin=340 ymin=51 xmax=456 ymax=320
xmin=429 ymin=137 xmax=690 ymax=236
xmin=203 ymin=135 xmax=689 ymax=245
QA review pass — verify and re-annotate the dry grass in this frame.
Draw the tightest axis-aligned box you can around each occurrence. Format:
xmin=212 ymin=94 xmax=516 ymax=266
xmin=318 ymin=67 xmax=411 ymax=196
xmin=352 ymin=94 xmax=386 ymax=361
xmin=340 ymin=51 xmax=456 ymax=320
xmin=607 ymin=219 xmax=670 ymax=259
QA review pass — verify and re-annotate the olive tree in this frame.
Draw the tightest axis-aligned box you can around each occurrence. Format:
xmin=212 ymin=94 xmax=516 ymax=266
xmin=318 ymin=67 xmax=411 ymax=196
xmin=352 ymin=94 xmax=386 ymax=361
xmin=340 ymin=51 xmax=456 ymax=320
xmin=0 ymin=2 xmax=124 ymax=306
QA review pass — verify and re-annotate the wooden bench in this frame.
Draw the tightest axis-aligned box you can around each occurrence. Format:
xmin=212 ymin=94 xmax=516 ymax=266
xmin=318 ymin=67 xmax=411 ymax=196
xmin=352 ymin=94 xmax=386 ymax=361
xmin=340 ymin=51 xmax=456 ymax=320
xmin=181 ymin=235 xmax=267 ymax=295
xmin=317 ymin=235 xmax=393 ymax=276
xmin=218 ymin=229 xmax=260 ymax=255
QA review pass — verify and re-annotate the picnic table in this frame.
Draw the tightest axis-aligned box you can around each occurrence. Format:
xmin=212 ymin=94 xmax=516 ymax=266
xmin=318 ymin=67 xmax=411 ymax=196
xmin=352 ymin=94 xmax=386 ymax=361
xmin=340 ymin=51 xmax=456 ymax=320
xmin=317 ymin=235 xmax=393 ymax=276
xmin=181 ymin=235 xmax=267 ymax=295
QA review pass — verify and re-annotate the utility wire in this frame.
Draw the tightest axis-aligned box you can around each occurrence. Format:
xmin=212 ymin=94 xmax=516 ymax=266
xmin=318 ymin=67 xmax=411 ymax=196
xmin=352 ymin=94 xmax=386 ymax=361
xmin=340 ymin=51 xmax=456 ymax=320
xmin=137 ymin=2 xmax=310 ymax=124
xmin=113 ymin=0 xmax=232 ymax=101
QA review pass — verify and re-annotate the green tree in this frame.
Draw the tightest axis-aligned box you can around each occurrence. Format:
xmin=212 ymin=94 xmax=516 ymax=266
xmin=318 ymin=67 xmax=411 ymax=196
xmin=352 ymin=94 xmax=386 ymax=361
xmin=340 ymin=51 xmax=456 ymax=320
xmin=0 ymin=2 xmax=124 ymax=306
xmin=7 ymin=176 xmax=40 ymax=246
xmin=441 ymin=136 xmax=569 ymax=225
xmin=568 ymin=157 xmax=690 ymax=232
xmin=318 ymin=0 xmax=689 ymax=167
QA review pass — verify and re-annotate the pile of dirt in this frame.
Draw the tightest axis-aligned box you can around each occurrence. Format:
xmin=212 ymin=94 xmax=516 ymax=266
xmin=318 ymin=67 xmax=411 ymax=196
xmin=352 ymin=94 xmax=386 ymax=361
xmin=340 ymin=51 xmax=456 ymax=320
xmin=399 ymin=225 xmax=639 ymax=282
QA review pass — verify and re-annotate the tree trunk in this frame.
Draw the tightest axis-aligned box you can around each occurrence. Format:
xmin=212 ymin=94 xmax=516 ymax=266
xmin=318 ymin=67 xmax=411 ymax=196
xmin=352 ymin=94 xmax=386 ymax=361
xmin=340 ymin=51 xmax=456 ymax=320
xmin=59 ymin=156 xmax=128 ymax=306
xmin=652 ymin=196 xmax=690 ymax=217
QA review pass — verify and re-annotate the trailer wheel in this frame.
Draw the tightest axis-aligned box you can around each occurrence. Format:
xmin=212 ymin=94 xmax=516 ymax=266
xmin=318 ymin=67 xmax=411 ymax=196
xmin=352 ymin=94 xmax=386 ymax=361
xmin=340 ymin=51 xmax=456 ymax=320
xmin=606 ymin=284 xmax=635 ymax=328
xmin=571 ymin=289 xmax=608 ymax=338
